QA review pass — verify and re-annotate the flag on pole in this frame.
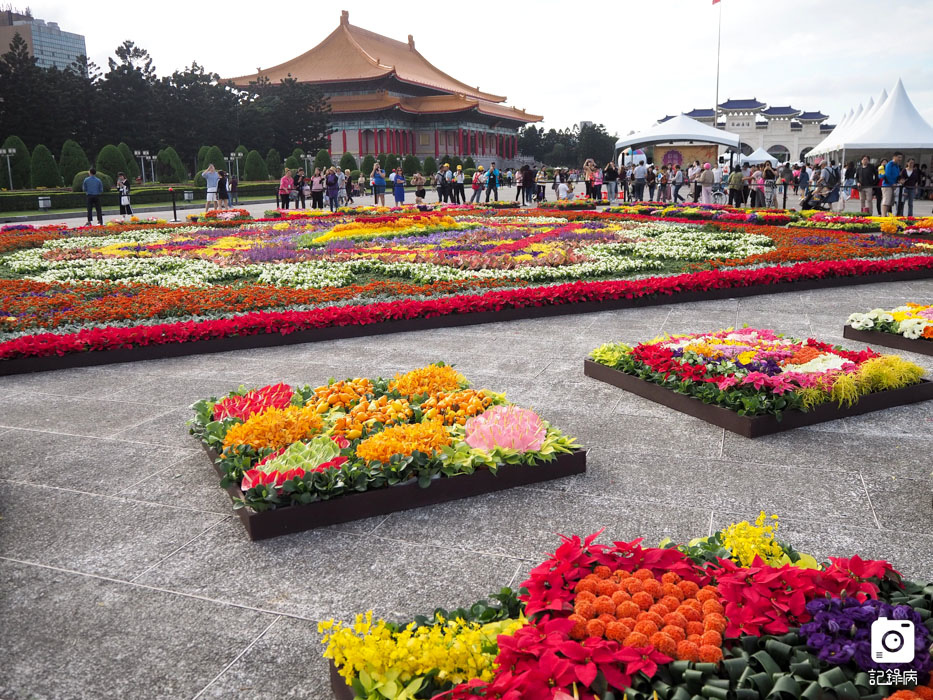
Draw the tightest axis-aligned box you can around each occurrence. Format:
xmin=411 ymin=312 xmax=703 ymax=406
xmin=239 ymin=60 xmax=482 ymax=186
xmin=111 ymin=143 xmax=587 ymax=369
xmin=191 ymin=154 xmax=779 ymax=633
xmin=712 ymin=0 xmax=721 ymax=4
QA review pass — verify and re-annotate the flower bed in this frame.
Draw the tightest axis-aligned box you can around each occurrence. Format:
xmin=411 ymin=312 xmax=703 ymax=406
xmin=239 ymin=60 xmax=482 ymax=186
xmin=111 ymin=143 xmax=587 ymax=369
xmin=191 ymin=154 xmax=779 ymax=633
xmin=186 ymin=208 xmax=252 ymax=223
xmin=321 ymin=515 xmax=933 ymax=699
xmin=844 ymin=304 xmax=933 ymax=357
xmin=188 ymin=364 xmax=584 ymax=539
xmin=586 ymin=328 xmax=933 ymax=437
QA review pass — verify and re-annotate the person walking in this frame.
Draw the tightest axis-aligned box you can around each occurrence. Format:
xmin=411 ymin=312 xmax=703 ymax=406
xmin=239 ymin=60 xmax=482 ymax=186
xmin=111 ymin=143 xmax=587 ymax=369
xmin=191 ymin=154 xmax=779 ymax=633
xmin=485 ymin=162 xmax=500 ymax=202
xmin=345 ymin=169 xmax=355 ymax=204
xmin=217 ymin=170 xmax=229 ymax=209
xmin=763 ymin=163 xmax=776 ymax=207
xmin=898 ymin=158 xmax=919 ymax=217
xmin=797 ymin=165 xmax=810 ymax=203
xmin=325 ymin=167 xmax=340 ymax=212
xmin=293 ymin=168 xmax=307 ymax=209
xmin=470 ymin=166 xmax=485 ymax=204
xmin=646 ymin=165 xmax=657 ymax=201
xmin=371 ymin=163 xmax=386 ymax=207
xmin=842 ymin=161 xmax=856 ymax=200
xmin=881 ymin=152 xmax=903 ymax=216
xmin=523 ymin=165 xmax=535 ymax=204
xmin=116 ymin=172 xmax=133 ymax=217
xmin=229 ymin=175 xmax=239 ymax=205
xmin=311 ymin=168 xmax=325 ymax=209
xmin=202 ymin=164 xmax=221 ymax=212
xmin=855 ymin=156 xmax=876 ymax=214
xmin=727 ymin=165 xmax=744 ymax=208
xmin=336 ymin=167 xmax=347 ymax=207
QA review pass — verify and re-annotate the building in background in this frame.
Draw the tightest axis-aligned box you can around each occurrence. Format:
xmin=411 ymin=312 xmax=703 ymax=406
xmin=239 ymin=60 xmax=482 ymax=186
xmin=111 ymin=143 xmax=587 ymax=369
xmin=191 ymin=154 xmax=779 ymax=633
xmin=0 ymin=8 xmax=87 ymax=70
xmin=659 ymin=98 xmax=832 ymax=162
xmin=229 ymin=11 xmax=541 ymax=166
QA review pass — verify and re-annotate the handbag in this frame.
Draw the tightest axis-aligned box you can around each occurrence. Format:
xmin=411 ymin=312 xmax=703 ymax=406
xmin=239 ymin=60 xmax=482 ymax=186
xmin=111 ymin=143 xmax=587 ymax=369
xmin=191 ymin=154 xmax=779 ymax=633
xmin=120 ymin=195 xmax=130 ymax=206
xmin=289 ymin=190 xmax=299 ymax=201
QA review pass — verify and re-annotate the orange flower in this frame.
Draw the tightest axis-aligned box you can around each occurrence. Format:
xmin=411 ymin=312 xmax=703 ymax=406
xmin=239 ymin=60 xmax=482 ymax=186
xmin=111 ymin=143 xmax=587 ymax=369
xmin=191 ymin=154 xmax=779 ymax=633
xmin=222 ymin=404 xmax=322 ymax=451
xmin=355 ymin=420 xmax=451 ymax=463
xmin=389 ymin=364 xmax=466 ymax=397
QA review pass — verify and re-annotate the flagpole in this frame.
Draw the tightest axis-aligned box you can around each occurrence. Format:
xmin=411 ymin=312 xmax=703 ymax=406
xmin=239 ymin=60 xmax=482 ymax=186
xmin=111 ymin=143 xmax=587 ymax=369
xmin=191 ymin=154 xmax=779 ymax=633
xmin=714 ymin=0 xmax=722 ymax=129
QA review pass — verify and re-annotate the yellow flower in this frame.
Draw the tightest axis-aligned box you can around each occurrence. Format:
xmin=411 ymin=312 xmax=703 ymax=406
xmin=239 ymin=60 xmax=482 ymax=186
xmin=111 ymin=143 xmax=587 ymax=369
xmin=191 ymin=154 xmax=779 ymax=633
xmin=356 ymin=420 xmax=451 ymax=463
xmin=389 ymin=364 xmax=467 ymax=397
xmin=222 ymin=404 xmax=323 ymax=451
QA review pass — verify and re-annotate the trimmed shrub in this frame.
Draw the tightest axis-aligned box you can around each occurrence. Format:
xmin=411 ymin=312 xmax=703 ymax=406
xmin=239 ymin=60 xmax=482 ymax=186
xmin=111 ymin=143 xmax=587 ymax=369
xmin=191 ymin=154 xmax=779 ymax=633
xmin=464 ymin=157 xmax=476 ymax=170
xmin=422 ymin=156 xmax=437 ymax=175
xmin=265 ymin=149 xmax=283 ymax=179
xmin=339 ymin=152 xmax=357 ymax=172
xmin=360 ymin=155 xmax=375 ymax=175
xmin=195 ymin=146 xmax=226 ymax=186
xmin=117 ymin=142 xmax=140 ymax=180
xmin=157 ymin=147 xmax=187 ymax=183
xmin=197 ymin=146 xmax=210 ymax=170
xmin=245 ymin=149 xmax=269 ymax=181
xmin=464 ymin=168 xmax=476 ymax=179
xmin=1 ymin=135 xmax=31 ymax=189
xmin=350 ymin=169 xmax=361 ymax=181
xmin=95 ymin=144 xmax=125 ymax=180
xmin=284 ymin=155 xmax=301 ymax=171
xmin=449 ymin=156 xmax=462 ymax=171
xmin=313 ymin=148 xmax=331 ymax=172
xmin=59 ymin=139 xmax=89 ymax=185
xmin=71 ymin=170 xmax=114 ymax=192
xmin=385 ymin=153 xmax=399 ymax=172
xmin=402 ymin=154 xmax=421 ymax=177
xmin=30 ymin=144 xmax=60 ymax=187
xmin=291 ymin=148 xmax=305 ymax=162
xmin=377 ymin=154 xmax=386 ymax=168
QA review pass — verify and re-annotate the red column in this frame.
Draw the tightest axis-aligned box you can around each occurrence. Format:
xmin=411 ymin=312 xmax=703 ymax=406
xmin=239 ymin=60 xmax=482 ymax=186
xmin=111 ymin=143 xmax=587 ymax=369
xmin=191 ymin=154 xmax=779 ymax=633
xmin=434 ymin=129 xmax=439 ymax=158
xmin=342 ymin=130 xmax=347 ymax=154
xmin=358 ymin=129 xmax=363 ymax=157
xmin=481 ymin=132 xmax=485 ymax=155
xmin=513 ymin=135 xmax=517 ymax=158
xmin=458 ymin=128 xmax=463 ymax=155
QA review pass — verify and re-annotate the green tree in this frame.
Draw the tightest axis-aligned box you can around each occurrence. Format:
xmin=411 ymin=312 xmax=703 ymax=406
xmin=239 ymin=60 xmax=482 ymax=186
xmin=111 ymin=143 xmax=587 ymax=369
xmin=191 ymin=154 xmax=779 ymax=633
xmin=377 ymin=153 xmax=386 ymax=169
xmin=422 ymin=156 xmax=437 ymax=175
xmin=1 ymin=135 xmax=30 ymax=188
xmin=202 ymin=145 xmax=225 ymax=171
xmin=156 ymin=147 xmax=186 ymax=183
xmin=95 ymin=144 xmax=125 ymax=179
xmin=197 ymin=145 xmax=210 ymax=169
xmin=385 ymin=153 xmax=399 ymax=172
xmin=59 ymin=139 xmax=89 ymax=184
xmin=313 ymin=148 xmax=331 ymax=172
xmin=577 ymin=123 xmax=616 ymax=167
xmin=72 ymin=169 xmax=114 ymax=192
xmin=441 ymin=154 xmax=451 ymax=166
xmin=360 ymin=155 xmax=375 ymax=175
xmin=402 ymin=154 xmax=421 ymax=177
xmin=291 ymin=147 xmax=304 ymax=162
xmin=338 ymin=152 xmax=357 ymax=172
xmin=244 ymin=149 xmax=269 ymax=181
xmin=449 ymin=156 xmax=462 ymax=171
xmin=285 ymin=155 xmax=301 ymax=171
xmin=99 ymin=41 xmax=158 ymax=151
xmin=265 ymin=148 xmax=283 ymax=179
xmin=463 ymin=156 xmax=476 ymax=170
xmin=30 ymin=144 xmax=60 ymax=187
xmin=117 ymin=142 xmax=140 ymax=179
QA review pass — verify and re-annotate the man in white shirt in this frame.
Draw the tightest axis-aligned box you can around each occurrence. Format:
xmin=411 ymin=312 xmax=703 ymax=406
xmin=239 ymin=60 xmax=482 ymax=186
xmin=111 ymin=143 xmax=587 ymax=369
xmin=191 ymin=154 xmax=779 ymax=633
xmin=557 ymin=180 xmax=570 ymax=200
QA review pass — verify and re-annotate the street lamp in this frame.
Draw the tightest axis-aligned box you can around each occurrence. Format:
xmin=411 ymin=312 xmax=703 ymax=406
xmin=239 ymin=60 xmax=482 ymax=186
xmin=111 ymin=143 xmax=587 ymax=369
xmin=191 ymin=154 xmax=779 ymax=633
xmin=0 ymin=147 xmax=16 ymax=190
xmin=144 ymin=154 xmax=157 ymax=183
xmin=229 ymin=151 xmax=243 ymax=180
xmin=133 ymin=149 xmax=149 ymax=185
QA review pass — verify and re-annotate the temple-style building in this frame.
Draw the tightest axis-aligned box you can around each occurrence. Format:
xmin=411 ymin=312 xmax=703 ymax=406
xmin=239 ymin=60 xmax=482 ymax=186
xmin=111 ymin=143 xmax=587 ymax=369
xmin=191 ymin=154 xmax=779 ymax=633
xmin=229 ymin=11 xmax=542 ymax=164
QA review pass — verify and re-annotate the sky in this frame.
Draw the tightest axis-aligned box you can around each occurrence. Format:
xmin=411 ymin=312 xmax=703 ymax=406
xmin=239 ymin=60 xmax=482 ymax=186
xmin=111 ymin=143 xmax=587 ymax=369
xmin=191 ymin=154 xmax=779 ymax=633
xmin=24 ymin=0 xmax=933 ymax=137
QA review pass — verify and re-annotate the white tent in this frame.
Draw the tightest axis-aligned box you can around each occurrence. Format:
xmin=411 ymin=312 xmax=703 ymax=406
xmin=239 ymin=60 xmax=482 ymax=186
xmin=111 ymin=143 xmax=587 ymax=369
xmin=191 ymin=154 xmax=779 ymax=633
xmin=615 ymin=113 xmax=740 ymax=153
xmin=809 ymin=109 xmax=852 ymax=157
xmin=741 ymin=147 xmax=781 ymax=166
xmin=839 ymin=78 xmax=933 ymax=150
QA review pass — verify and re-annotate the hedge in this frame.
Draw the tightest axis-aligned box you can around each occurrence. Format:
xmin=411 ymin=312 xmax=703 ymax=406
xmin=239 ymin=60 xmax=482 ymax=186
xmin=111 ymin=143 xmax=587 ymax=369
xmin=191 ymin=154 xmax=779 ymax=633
xmin=59 ymin=140 xmax=89 ymax=185
xmin=71 ymin=170 xmax=114 ymax=192
xmin=0 ymin=181 xmax=281 ymax=212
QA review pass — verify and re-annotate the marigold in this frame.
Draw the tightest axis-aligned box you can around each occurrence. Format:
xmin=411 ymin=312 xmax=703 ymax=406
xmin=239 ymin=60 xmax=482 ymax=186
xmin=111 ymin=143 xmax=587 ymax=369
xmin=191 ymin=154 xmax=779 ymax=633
xmin=696 ymin=587 xmax=719 ymax=603
xmin=698 ymin=645 xmax=724 ymax=663
xmin=611 ymin=591 xmax=630 ymax=606
xmin=574 ymin=600 xmax=596 ymax=620
xmin=633 ymin=620 xmax=658 ymax=637
xmin=355 ymin=420 xmax=451 ymax=463
xmin=702 ymin=599 xmax=724 ymax=615
xmin=616 ymin=601 xmax=640 ymax=619
xmin=687 ymin=621 xmax=705 ymax=636
xmin=606 ymin=621 xmax=630 ymax=642
xmin=632 ymin=591 xmax=654 ymax=610
xmin=575 ymin=578 xmax=598 ymax=594
xmin=662 ymin=625 xmax=686 ymax=643
xmin=649 ymin=603 xmax=671 ymax=617
xmin=568 ymin=614 xmax=587 ymax=640
xmin=678 ymin=605 xmax=702 ymax=622
xmin=661 ymin=583 xmax=685 ymax=601
xmin=594 ymin=565 xmax=612 ymax=579
xmin=596 ymin=579 xmax=618 ymax=597
xmin=634 ymin=568 xmax=655 ymax=580
xmin=389 ymin=363 xmax=466 ymax=397
xmin=704 ymin=613 xmax=727 ymax=633
xmin=639 ymin=611 xmax=665 ymax=628
xmin=660 ymin=595 xmax=682 ymax=612
xmin=222 ymin=404 xmax=323 ymax=451
xmin=643 ymin=579 xmax=663 ymax=598
xmin=700 ymin=630 xmax=722 ymax=647
xmin=661 ymin=572 xmax=682 ymax=585
xmin=649 ymin=633 xmax=678 ymax=657
xmin=585 ymin=619 xmax=606 ymax=638
xmin=676 ymin=640 xmax=700 ymax=662
xmin=623 ymin=632 xmax=649 ymax=647
xmin=623 ymin=577 xmax=645 ymax=594
xmin=678 ymin=580 xmax=700 ymax=598
xmin=595 ymin=596 xmax=616 ymax=616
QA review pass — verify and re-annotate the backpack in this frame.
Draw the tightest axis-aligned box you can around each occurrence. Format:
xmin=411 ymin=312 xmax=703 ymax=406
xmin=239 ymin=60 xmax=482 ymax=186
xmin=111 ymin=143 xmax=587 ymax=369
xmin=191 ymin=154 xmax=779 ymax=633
xmin=823 ymin=168 xmax=838 ymax=188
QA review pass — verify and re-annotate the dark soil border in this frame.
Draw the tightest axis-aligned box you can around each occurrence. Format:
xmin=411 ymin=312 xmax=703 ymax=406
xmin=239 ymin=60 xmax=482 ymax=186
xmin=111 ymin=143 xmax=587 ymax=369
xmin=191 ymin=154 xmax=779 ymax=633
xmin=583 ymin=359 xmax=933 ymax=438
xmin=843 ymin=326 xmax=933 ymax=357
xmin=3 ymin=267 xmax=932 ymax=376
xmin=330 ymin=662 xmax=354 ymax=700
xmin=201 ymin=444 xmax=586 ymax=541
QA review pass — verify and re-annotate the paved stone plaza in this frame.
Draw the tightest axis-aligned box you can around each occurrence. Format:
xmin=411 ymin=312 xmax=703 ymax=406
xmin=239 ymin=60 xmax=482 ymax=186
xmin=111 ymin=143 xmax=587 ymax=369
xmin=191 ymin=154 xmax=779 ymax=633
xmin=1 ymin=279 xmax=932 ymax=698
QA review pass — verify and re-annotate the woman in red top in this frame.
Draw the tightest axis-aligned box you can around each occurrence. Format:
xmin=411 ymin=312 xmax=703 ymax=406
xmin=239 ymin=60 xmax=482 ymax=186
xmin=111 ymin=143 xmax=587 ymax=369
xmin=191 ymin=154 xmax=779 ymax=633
xmin=278 ymin=169 xmax=294 ymax=209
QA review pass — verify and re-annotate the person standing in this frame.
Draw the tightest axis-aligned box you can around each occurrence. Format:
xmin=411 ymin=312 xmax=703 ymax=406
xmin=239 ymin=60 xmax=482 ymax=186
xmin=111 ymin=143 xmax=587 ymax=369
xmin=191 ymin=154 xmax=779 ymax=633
xmin=797 ymin=165 xmax=810 ymax=203
xmin=470 ymin=166 xmax=485 ymax=204
xmin=311 ymin=168 xmax=325 ymax=209
xmin=855 ymin=156 xmax=876 ymax=214
xmin=632 ymin=160 xmax=647 ymax=201
xmin=82 ymin=168 xmax=105 ymax=225
xmin=293 ymin=168 xmax=307 ymax=209
xmin=843 ymin=161 xmax=856 ymax=200
xmin=523 ymin=165 xmax=535 ymax=204
xmin=357 ymin=171 xmax=367 ymax=200
xmin=116 ymin=172 xmax=133 ymax=217
xmin=277 ymin=168 xmax=293 ymax=210
xmin=534 ymin=165 xmax=547 ymax=203
xmin=455 ymin=165 xmax=466 ymax=204
xmin=336 ymin=167 xmax=347 ymax=207
xmin=505 ymin=168 xmax=513 ymax=188
xmin=229 ymin=175 xmax=239 ymax=205
xmin=485 ymin=161 xmax=500 ymax=202
xmin=202 ymin=164 xmax=221 ymax=212
xmin=217 ymin=170 xmax=229 ymax=209
xmin=442 ymin=163 xmax=453 ymax=202
xmin=325 ymin=167 xmax=340 ymax=212
xmin=345 ymin=169 xmax=355 ymax=204
xmin=881 ymin=152 xmax=903 ymax=216
xmin=898 ymin=158 xmax=919 ymax=217
xmin=727 ymin=166 xmax=744 ymax=208
xmin=603 ymin=162 xmax=618 ymax=203
xmin=697 ymin=163 xmax=714 ymax=204
xmin=592 ymin=165 xmax=603 ymax=202
xmin=371 ymin=163 xmax=386 ymax=207
xmin=412 ymin=172 xmax=426 ymax=206
xmin=646 ymin=165 xmax=657 ymax=201
xmin=671 ymin=164 xmax=684 ymax=203
xmin=392 ymin=167 xmax=406 ymax=205
xmin=514 ymin=166 xmax=524 ymax=203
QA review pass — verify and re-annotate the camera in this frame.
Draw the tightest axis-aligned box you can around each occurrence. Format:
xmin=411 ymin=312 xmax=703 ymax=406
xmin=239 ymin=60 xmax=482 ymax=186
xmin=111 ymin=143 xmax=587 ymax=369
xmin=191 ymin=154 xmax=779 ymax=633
xmin=871 ymin=617 xmax=915 ymax=664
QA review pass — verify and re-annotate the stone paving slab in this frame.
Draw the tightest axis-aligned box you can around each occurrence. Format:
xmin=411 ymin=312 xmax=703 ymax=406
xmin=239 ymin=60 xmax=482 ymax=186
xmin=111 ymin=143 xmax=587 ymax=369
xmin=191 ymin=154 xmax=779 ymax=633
xmin=1 ymin=279 xmax=932 ymax=698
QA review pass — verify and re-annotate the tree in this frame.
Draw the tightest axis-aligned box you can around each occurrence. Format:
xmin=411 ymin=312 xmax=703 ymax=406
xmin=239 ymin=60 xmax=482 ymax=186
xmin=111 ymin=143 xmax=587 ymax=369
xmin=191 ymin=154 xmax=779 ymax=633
xmin=265 ymin=148 xmax=283 ymax=179
xmin=402 ymin=155 xmax=421 ymax=176
xmin=449 ymin=156 xmax=462 ymax=171
xmin=577 ymin=123 xmax=616 ymax=167
xmin=197 ymin=145 xmax=210 ymax=170
xmin=377 ymin=153 xmax=386 ymax=168
xmin=269 ymin=77 xmax=332 ymax=155
xmin=71 ymin=169 xmax=114 ymax=192
xmin=30 ymin=144 xmax=60 ymax=187
xmin=385 ymin=154 xmax=399 ymax=172
xmin=244 ymin=149 xmax=269 ymax=181
xmin=463 ymin=156 xmax=476 ymax=170
xmin=95 ymin=144 xmax=125 ymax=179
xmin=1 ymin=135 xmax=30 ymax=188
xmin=202 ymin=145 xmax=225 ymax=171
xmin=99 ymin=41 xmax=158 ymax=150
xmin=360 ymin=155 xmax=375 ymax=175
xmin=156 ymin=147 xmax=186 ymax=183
xmin=59 ymin=139 xmax=89 ymax=184
xmin=339 ymin=152 xmax=357 ymax=171
xmin=117 ymin=142 xmax=140 ymax=179
xmin=422 ymin=156 xmax=437 ymax=175
xmin=291 ymin=147 xmax=305 ymax=161
xmin=441 ymin=154 xmax=451 ymax=167
xmin=285 ymin=155 xmax=301 ymax=171
xmin=313 ymin=148 xmax=331 ymax=172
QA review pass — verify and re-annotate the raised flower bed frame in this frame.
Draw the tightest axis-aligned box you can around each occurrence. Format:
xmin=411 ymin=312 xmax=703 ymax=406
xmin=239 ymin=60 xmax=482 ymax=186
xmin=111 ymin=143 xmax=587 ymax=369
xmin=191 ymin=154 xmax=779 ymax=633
xmin=583 ymin=358 xmax=933 ymax=438
xmin=200 ymin=443 xmax=586 ymax=541
xmin=842 ymin=326 xmax=933 ymax=357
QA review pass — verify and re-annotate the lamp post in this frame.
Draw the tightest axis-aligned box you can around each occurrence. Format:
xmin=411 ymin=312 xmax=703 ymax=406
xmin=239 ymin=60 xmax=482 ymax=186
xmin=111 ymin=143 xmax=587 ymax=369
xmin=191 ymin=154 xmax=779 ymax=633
xmin=145 ymin=155 xmax=157 ymax=184
xmin=133 ymin=149 xmax=149 ymax=185
xmin=229 ymin=152 xmax=243 ymax=180
xmin=0 ymin=147 xmax=16 ymax=190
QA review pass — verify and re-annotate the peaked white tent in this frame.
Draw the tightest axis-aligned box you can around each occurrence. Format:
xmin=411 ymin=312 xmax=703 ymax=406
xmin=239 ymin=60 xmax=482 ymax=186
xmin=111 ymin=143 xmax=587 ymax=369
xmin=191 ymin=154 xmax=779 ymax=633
xmin=840 ymin=78 xmax=933 ymax=150
xmin=742 ymin=147 xmax=780 ymax=166
xmin=809 ymin=108 xmax=853 ymax=157
xmin=615 ymin=113 xmax=740 ymax=153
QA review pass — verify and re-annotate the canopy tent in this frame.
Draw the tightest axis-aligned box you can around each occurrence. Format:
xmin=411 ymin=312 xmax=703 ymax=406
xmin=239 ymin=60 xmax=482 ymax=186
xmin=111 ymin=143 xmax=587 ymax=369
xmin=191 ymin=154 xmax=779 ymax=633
xmin=615 ymin=113 xmax=741 ymax=152
xmin=840 ymin=79 xmax=933 ymax=150
xmin=809 ymin=108 xmax=853 ymax=157
xmin=617 ymin=148 xmax=647 ymax=167
xmin=741 ymin=147 xmax=781 ymax=166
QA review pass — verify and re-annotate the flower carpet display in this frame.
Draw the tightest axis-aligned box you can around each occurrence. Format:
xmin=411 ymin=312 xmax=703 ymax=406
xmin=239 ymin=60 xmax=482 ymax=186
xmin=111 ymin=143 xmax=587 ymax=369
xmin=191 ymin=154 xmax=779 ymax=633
xmin=586 ymin=328 xmax=932 ymax=436
xmin=844 ymin=304 xmax=933 ymax=357
xmin=2 ymin=206 xmax=932 ymax=371
xmin=188 ymin=363 xmax=582 ymax=539
xmin=320 ymin=515 xmax=933 ymax=699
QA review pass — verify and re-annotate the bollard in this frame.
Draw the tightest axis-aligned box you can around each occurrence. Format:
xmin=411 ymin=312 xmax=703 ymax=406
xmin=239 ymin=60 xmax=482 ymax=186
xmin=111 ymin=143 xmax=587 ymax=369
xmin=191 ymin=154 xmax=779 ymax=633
xmin=169 ymin=187 xmax=178 ymax=222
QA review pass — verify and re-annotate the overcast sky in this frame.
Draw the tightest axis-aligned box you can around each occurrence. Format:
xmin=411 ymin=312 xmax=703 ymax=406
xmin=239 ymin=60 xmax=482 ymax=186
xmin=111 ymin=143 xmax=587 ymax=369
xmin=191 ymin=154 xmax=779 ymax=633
xmin=27 ymin=0 xmax=933 ymax=136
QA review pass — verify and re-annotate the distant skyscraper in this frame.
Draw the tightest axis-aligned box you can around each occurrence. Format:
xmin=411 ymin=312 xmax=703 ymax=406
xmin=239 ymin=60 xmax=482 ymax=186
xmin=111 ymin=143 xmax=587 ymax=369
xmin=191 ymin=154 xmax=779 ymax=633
xmin=0 ymin=9 xmax=87 ymax=70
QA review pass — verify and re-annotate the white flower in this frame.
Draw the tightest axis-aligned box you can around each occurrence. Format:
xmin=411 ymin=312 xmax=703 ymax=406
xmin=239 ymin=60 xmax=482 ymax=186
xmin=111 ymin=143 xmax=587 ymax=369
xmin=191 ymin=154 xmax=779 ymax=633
xmin=846 ymin=313 xmax=874 ymax=330
xmin=899 ymin=318 xmax=927 ymax=340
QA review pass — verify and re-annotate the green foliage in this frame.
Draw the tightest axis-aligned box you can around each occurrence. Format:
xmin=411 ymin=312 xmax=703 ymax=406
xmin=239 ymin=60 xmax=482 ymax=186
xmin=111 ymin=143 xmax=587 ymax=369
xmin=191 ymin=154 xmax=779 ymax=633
xmin=95 ymin=144 xmax=126 ymax=180
xmin=464 ymin=168 xmax=476 ymax=179
xmin=463 ymin=156 xmax=476 ymax=170
xmin=291 ymin=147 xmax=304 ymax=162
xmin=71 ymin=170 xmax=114 ymax=192
xmin=313 ymin=148 xmax=332 ymax=172
xmin=1 ymin=135 xmax=31 ymax=188
xmin=265 ymin=148 xmax=283 ymax=179
xmin=117 ymin=142 xmax=140 ymax=179
xmin=338 ymin=152 xmax=357 ymax=171
xmin=449 ymin=156 xmax=462 ymax=171
xmin=197 ymin=145 xmax=210 ymax=170
xmin=29 ymin=144 xmax=60 ymax=187
xmin=284 ymin=155 xmax=301 ymax=171
xmin=422 ymin=156 xmax=437 ymax=175
xmin=377 ymin=153 xmax=386 ymax=168
xmin=58 ymin=139 xmax=89 ymax=185
xmin=385 ymin=153 xmax=399 ymax=172
xmin=441 ymin=154 xmax=451 ymax=166
xmin=244 ymin=149 xmax=269 ymax=181
xmin=202 ymin=145 xmax=225 ymax=172
xmin=350 ymin=169 xmax=361 ymax=180
xmin=361 ymin=155 xmax=375 ymax=175
xmin=156 ymin=147 xmax=186 ymax=183
xmin=402 ymin=154 xmax=421 ymax=177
